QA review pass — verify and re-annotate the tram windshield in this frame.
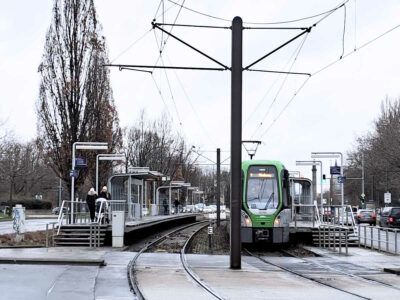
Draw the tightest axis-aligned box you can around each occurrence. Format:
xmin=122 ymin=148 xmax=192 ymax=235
xmin=246 ymin=166 xmax=279 ymax=212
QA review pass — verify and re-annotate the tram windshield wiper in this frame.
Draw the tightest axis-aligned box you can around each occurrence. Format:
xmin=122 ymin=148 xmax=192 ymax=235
xmin=263 ymin=192 xmax=275 ymax=210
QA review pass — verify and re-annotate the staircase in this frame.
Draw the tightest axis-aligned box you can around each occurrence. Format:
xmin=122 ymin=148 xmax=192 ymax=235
xmin=54 ymin=224 xmax=108 ymax=247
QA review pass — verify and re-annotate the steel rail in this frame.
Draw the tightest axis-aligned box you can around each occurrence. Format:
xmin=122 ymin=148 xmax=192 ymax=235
xmin=181 ymin=222 xmax=225 ymax=300
xmin=244 ymin=248 xmax=369 ymax=300
xmin=280 ymin=249 xmax=400 ymax=292
xmin=127 ymin=220 xmax=210 ymax=300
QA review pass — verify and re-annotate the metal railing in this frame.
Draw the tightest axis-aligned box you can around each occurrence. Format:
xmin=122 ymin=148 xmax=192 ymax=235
xmin=318 ymin=224 xmax=349 ymax=255
xmin=57 ymin=200 xmax=90 ymax=234
xmin=45 ymin=221 xmax=57 ymax=248
xmin=96 ymin=199 xmax=126 ymax=224
xmin=292 ymin=203 xmax=321 ymax=227
xmin=358 ymin=225 xmax=399 ymax=255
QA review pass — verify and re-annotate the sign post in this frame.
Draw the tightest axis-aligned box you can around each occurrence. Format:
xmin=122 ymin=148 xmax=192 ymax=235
xmin=384 ymin=192 xmax=391 ymax=205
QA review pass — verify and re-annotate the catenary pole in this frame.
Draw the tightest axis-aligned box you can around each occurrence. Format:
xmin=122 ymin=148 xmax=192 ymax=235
xmin=230 ymin=16 xmax=243 ymax=270
xmin=216 ymin=148 xmax=221 ymax=227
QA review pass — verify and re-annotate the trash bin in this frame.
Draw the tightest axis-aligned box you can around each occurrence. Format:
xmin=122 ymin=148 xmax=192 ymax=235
xmin=112 ymin=211 xmax=124 ymax=247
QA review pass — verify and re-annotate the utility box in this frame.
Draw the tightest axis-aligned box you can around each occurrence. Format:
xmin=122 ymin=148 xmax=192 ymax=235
xmin=112 ymin=211 xmax=125 ymax=247
xmin=12 ymin=204 xmax=26 ymax=242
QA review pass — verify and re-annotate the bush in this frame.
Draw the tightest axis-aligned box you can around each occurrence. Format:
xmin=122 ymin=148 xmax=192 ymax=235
xmin=0 ymin=199 xmax=52 ymax=210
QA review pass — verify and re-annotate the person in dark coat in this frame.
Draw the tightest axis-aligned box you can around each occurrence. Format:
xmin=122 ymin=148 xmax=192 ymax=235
xmin=86 ymin=187 xmax=97 ymax=222
xmin=174 ymin=199 xmax=180 ymax=214
xmin=98 ymin=186 xmax=111 ymax=200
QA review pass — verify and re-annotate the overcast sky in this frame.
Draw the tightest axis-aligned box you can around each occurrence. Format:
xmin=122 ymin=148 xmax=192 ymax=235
xmin=1 ymin=0 xmax=400 ymax=193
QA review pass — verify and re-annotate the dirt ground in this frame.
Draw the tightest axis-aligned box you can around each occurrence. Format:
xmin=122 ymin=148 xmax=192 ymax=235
xmin=0 ymin=231 xmax=47 ymax=247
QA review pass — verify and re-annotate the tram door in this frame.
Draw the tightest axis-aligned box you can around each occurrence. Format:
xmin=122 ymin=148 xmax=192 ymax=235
xmin=130 ymin=179 xmax=143 ymax=219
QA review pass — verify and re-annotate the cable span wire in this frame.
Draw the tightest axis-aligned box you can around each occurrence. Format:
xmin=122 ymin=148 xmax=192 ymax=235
xmin=259 ymin=76 xmax=311 ymax=138
xmin=151 ymin=74 xmax=174 ymax=120
xmin=250 ymin=32 xmax=309 ymax=138
xmin=165 ymin=53 xmax=217 ymax=147
xmin=259 ymin=21 xmax=400 ymax=139
xmin=167 ymin=0 xmax=348 ymax=25
xmin=313 ymin=22 xmax=400 ymax=77
xmin=244 ymin=32 xmax=309 ymax=128
xmin=152 ymin=0 xmax=186 ymax=72
xmin=340 ymin=4 xmax=347 ymax=59
xmin=160 ymin=56 xmax=183 ymax=126
xmin=110 ymin=29 xmax=152 ymax=63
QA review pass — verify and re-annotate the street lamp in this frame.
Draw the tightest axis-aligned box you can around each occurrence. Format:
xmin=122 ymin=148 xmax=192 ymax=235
xmin=311 ymin=152 xmax=344 ymax=207
xmin=71 ymin=142 xmax=108 ymax=222
xmin=296 ymin=160 xmax=323 ymax=214
xmin=96 ymin=154 xmax=126 ymax=193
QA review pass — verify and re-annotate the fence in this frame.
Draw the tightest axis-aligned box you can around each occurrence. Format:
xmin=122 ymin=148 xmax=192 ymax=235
xmin=292 ymin=203 xmax=321 ymax=227
xmin=318 ymin=224 xmax=349 ymax=255
xmin=358 ymin=225 xmax=399 ymax=254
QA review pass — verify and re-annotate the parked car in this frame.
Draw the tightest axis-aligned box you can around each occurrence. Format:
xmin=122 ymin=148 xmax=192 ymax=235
xmin=379 ymin=207 xmax=400 ymax=228
xmin=356 ymin=209 xmax=376 ymax=225
xmin=194 ymin=203 xmax=205 ymax=212
xmin=52 ymin=207 xmax=68 ymax=215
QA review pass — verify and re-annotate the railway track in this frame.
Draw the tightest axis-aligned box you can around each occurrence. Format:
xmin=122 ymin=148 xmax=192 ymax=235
xmin=244 ymin=248 xmax=372 ymax=299
xmin=128 ymin=220 xmax=225 ymax=300
xmin=280 ymin=249 xmax=400 ymax=292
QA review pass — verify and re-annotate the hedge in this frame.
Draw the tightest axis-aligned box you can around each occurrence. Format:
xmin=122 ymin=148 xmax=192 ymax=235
xmin=0 ymin=199 xmax=52 ymax=210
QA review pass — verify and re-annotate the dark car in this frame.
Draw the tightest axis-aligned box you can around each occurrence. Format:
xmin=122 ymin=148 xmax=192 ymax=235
xmin=379 ymin=207 xmax=400 ymax=228
xmin=52 ymin=207 xmax=68 ymax=215
xmin=356 ymin=209 xmax=376 ymax=225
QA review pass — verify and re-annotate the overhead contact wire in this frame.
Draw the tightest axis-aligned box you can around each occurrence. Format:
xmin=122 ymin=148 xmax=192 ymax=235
xmin=251 ymin=33 xmax=309 ymax=139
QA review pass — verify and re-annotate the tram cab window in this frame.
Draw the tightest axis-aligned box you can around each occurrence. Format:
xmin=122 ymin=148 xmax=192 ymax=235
xmin=247 ymin=166 xmax=279 ymax=211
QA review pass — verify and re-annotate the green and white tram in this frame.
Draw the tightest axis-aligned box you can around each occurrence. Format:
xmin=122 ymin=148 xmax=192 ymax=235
xmin=241 ymin=160 xmax=292 ymax=243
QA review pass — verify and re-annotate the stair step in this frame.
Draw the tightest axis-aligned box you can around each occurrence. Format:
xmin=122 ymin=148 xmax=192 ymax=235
xmin=56 ymin=233 xmax=106 ymax=237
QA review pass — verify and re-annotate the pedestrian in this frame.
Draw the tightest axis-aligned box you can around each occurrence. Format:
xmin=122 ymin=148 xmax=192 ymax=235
xmin=174 ymin=199 xmax=180 ymax=214
xmin=99 ymin=186 xmax=111 ymax=200
xmin=86 ymin=187 xmax=97 ymax=222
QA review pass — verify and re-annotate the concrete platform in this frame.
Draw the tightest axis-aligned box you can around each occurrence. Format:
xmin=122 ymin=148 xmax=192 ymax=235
xmin=1 ymin=245 xmax=400 ymax=299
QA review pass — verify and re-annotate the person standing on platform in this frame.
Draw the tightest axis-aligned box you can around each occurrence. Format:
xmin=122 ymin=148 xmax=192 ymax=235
xmin=99 ymin=186 xmax=111 ymax=200
xmin=86 ymin=187 xmax=97 ymax=222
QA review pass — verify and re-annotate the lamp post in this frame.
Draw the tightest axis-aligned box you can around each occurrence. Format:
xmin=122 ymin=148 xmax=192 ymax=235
xmin=296 ymin=160 xmax=323 ymax=214
xmin=311 ymin=152 xmax=344 ymax=207
xmin=96 ymin=154 xmax=125 ymax=194
xmin=71 ymin=142 xmax=108 ymax=222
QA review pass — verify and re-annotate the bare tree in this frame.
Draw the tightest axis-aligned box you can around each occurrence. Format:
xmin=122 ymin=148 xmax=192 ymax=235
xmin=347 ymin=97 xmax=400 ymax=207
xmin=37 ymin=0 xmax=121 ymax=196
xmin=124 ymin=113 xmax=192 ymax=180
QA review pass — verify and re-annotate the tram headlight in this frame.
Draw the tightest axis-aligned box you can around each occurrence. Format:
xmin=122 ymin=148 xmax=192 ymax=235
xmin=274 ymin=215 xmax=281 ymax=227
xmin=241 ymin=210 xmax=252 ymax=227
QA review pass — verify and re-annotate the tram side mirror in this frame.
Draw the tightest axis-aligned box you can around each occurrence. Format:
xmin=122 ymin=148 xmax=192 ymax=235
xmin=283 ymin=169 xmax=289 ymax=188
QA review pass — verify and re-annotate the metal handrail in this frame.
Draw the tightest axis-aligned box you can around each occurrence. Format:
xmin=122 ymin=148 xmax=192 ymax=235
xmin=319 ymin=224 xmax=349 ymax=255
xmin=292 ymin=203 xmax=321 ymax=227
xmin=358 ymin=224 xmax=399 ymax=254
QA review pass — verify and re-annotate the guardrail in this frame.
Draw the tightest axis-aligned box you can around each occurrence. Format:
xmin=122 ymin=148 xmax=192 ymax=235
xmin=292 ymin=203 xmax=321 ymax=227
xmin=45 ymin=221 xmax=57 ymax=248
xmin=358 ymin=225 xmax=399 ymax=255
xmin=318 ymin=224 xmax=349 ymax=255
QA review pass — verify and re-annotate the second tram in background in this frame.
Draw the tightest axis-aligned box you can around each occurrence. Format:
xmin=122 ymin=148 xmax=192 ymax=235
xmin=241 ymin=160 xmax=292 ymax=243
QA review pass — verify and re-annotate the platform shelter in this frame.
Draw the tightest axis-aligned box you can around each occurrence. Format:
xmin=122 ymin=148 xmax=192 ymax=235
xmin=108 ymin=168 xmax=164 ymax=220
